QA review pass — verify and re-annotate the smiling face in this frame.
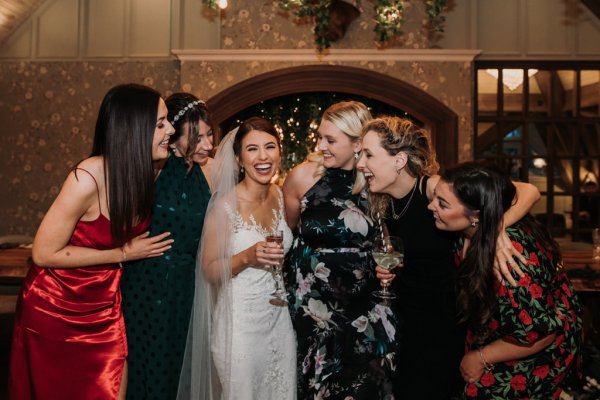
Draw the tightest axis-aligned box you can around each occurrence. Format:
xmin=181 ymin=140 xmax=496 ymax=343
xmin=238 ymin=129 xmax=281 ymax=185
xmin=152 ymin=98 xmax=175 ymax=161
xmin=173 ymin=119 xmax=214 ymax=165
xmin=356 ymin=130 xmax=404 ymax=195
xmin=427 ymin=179 xmax=477 ymax=234
xmin=316 ymin=118 xmax=360 ymax=170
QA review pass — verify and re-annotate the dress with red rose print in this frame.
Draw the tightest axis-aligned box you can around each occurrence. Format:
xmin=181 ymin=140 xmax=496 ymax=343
xmin=456 ymin=221 xmax=582 ymax=400
xmin=286 ymin=168 xmax=399 ymax=399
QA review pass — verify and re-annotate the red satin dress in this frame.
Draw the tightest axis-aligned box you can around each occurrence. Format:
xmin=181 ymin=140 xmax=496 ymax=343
xmin=9 ymin=170 xmax=149 ymax=400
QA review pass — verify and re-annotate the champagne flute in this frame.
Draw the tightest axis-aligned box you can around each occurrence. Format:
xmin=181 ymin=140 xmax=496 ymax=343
xmin=266 ymin=230 xmax=287 ymax=304
xmin=372 ymin=236 xmax=403 ymax=300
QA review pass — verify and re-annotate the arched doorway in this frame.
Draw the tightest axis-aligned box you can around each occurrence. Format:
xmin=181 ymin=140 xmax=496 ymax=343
xmin=207 ymin=65 xmax=458 ymax=167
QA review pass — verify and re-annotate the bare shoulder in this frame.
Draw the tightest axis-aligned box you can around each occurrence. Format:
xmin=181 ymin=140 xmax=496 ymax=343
xmin=283 ymin=161 xmax=320 ymax=197
xmin=73 ymin=157 xmax=104 ymax=182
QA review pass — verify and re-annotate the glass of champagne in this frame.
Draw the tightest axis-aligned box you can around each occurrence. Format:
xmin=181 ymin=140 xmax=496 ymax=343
xmin=266 ymin=230 xmax=286 ymax=304
xmin=372 ymin=236 xmax=404 ymax=300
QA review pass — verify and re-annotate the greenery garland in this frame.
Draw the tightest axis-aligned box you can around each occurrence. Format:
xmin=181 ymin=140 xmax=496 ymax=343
xmin=201 ymin=0 xmax=447 ymax=51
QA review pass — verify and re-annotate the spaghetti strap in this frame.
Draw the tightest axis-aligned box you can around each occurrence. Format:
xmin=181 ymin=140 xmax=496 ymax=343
xmin=74 ymin=168 xmax=103 ymax=215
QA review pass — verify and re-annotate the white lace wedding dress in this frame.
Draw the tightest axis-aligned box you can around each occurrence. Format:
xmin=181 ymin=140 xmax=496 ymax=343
xmin=211 ymin=191 xmax=297 ymax=400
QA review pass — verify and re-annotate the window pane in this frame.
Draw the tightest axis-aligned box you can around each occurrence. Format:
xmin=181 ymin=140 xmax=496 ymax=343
xmin=579 ymin=123 xmax=600 ymax=158
xmin=503 ymin=126 xmax=523 ymax=156
xmin=528 ymin=123 xmax=547 ymax=157
xmin=501 ymin=69 xmax=525 ymax=115
xmin=528 ymin=156 xmax=548 ymax=178
xmin=478 ymin=69 xmax=498 ymax=116
xmin=558 ymin=70 xmax=576 ymax=117
xmin=529 ymin=69 xmax=553 ymax=116
xmin=531 ymin=194 xmax=547 ymax=216
xmin=580 ymin=70 xmax=599 ymax=117
xmin=553 ymin=123 xmax=576 ymax=155
xmin=501 ymin=157 xmax=524 ymax=181
xmin=551 ymin=159 xmax=573 ymax=193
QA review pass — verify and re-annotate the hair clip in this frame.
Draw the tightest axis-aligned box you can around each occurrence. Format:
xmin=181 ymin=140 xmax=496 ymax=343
xmin=170 ymin=99 xmax=206 ymax=124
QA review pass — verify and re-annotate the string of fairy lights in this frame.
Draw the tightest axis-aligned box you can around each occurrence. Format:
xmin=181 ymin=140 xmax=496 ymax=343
xmin=220 ymin=92 xmax=414 ymax=173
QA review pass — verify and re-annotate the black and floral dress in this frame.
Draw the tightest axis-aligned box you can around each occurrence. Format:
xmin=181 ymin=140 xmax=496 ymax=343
xmin=286 ymin=168 xmax=398 ymax=400
xmin=457 ymin=221 xmax=582 ymax=399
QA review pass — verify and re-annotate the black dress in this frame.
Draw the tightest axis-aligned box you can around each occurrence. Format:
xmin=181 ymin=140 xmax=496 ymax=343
xmin=121 ymin=155 xmax=211 ymax=400
xmin=287 ymin=168 xmax=399 ymax=399
xmin=386 ymin=176 xmax=464 ymax=399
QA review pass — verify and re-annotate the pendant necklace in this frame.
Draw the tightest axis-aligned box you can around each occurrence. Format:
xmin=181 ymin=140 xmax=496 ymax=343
xmin=390 ymin=178 xmax=418 ymax=220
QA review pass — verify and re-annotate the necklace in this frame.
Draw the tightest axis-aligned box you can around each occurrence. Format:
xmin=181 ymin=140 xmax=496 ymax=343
xmin=390 ymin=178 xmax=418 ymax=220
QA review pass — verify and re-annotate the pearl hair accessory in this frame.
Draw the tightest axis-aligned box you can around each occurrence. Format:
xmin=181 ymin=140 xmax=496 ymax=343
xmin=170 ymin=99 xmax=206 ymax=124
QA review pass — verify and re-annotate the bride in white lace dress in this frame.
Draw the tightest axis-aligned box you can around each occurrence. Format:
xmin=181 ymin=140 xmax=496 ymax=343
xmin=177 ymin=117 xmax=296 ymax=400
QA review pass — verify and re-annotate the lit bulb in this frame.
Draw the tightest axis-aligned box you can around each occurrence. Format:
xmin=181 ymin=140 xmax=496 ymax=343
xmin=218 ymin=0 xmax=227 ymax=9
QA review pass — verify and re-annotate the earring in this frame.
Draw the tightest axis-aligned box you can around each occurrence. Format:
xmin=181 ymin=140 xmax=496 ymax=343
xmin=471 ymin=221 xmax=479 ymax=227
xmin=395 ymin=167 xmax=402 ymax=175
xmin=240 ymin=165 xmax=244 ymax=174
xmin=354 ymin=152 xmax=360 ymax=160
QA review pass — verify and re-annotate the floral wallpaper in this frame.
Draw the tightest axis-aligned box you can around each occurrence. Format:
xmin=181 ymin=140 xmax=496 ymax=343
xmin=0 ymin=2 xmax=474 ymax=237
xmin=0 ymin=61 xmax=180 ymax=236
xmin=180 ymin=58 xmax=473 ymax=160
xmin=220 ymin=0 xmax=431 ymax=50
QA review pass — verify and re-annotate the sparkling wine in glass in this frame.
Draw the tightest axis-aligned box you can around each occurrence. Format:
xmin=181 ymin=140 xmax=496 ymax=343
xmin=266 ymin=230 xmax=286 ymax=304
xmin=372 ymin=236 xmax=403 ymax=300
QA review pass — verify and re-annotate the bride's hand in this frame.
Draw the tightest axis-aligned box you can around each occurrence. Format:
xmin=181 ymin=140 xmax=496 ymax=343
xmin=247 ymin=241 xmax=284 ymax=267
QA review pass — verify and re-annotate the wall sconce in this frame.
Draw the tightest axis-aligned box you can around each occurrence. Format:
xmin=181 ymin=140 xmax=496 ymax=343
xmin=486 ymin=69 xmax=538 ymax=91
xmin=218 ymin=0 xmax=228 ymax=9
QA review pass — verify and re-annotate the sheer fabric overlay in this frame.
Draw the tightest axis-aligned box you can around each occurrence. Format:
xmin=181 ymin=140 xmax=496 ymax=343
xmin=176 ymin=129 xmax=238 ymax=400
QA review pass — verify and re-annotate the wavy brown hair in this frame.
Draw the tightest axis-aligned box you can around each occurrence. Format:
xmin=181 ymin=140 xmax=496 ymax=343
xmin=358 ymin=116 xmax=439 ymax=219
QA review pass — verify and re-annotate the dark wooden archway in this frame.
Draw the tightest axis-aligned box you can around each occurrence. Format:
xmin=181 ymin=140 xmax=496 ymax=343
xmin=207 ymin=65 xmax=458 ymax=166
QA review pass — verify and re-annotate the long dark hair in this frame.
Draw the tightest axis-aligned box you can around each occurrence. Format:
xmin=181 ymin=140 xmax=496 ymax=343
xmin=91 ymin=83 xmax=160 ymax=244
xmin=233 ymin=116 xmax=281 ymax=181
xmin=442 ymin=162 xmax=560 ymax=341
xmin=165 ymin=92 xmax=213 ymax=172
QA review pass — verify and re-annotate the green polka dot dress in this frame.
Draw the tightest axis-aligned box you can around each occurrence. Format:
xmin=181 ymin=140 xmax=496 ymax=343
xmin=121 ymin=155 xmax=211 ymax=400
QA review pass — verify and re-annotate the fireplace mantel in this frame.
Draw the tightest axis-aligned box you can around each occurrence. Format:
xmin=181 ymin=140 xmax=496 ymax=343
xmin=172 ymin=49 xmax=481 ymax=63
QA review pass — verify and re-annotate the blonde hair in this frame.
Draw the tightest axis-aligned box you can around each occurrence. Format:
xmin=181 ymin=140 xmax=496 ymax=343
xmin=360 ymin=116 xmax=439 ymax=218
xmin=308 ymin=101 xmax=372 ymax=188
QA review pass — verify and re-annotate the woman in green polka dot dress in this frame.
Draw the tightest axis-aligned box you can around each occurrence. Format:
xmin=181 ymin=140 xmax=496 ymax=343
xmin=121 ymin=92 xmax=213 ymax=400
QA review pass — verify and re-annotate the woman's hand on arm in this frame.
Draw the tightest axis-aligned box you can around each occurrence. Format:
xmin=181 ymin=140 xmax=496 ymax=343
xmin=122 ymin=231 xmax=173 ymax=262
xmin=494 ymin=182 xmax=540 ymax=284
xmin=493 ymin=231 xmax=526 ymax=285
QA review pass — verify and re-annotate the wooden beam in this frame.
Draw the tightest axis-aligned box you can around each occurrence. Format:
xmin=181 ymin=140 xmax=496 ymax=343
xmin=582 ymin=0 xmax=600 ymax=21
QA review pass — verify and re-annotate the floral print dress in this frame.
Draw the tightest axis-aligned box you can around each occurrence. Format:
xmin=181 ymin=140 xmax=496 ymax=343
xmin=286 ymin=168 xmax=398 ymax=400
xmin=457 ymin=221 xmax=582 ymax=399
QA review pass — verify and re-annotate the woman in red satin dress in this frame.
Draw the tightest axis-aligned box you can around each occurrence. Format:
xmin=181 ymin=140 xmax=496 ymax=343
xmin=9 ymin=84 xmax=175 ymax=400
